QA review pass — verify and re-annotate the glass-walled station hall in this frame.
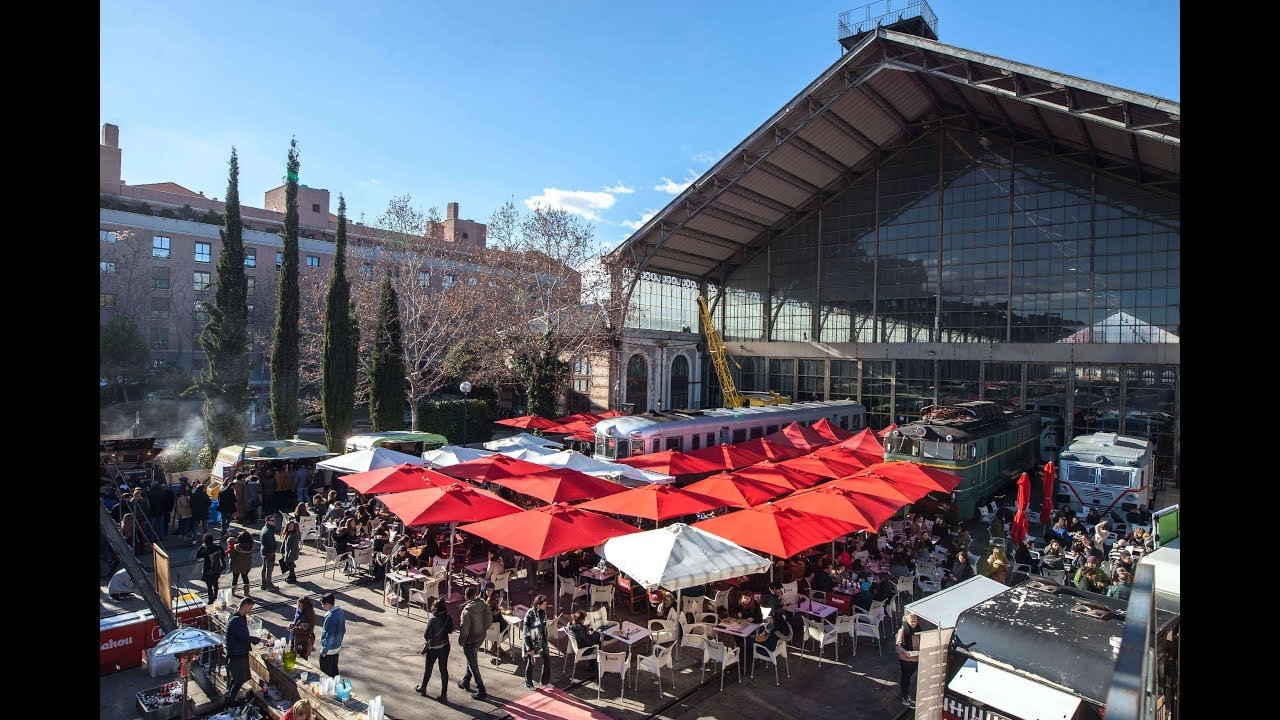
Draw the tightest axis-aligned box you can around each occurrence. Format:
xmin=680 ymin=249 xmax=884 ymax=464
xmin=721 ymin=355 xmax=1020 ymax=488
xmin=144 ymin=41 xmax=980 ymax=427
xmin=608 ymin=26 xmax=1179 ymax=490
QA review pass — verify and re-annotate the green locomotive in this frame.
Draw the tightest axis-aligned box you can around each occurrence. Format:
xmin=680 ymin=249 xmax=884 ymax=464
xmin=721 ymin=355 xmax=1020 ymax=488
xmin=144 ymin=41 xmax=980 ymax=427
xmin=882 ymin=401 xmax=1039 ymax=521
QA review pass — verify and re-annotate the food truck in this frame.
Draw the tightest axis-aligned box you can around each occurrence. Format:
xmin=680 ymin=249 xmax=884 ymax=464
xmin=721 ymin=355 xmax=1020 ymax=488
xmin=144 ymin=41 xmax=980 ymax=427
xmin=345 ymin=430 xmax=447 ymax=455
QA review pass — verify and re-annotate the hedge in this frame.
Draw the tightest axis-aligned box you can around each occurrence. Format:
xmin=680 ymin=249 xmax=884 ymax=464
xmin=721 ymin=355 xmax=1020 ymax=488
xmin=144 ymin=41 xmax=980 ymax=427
xmin=417 ymin=399 xmax=493 ymax=446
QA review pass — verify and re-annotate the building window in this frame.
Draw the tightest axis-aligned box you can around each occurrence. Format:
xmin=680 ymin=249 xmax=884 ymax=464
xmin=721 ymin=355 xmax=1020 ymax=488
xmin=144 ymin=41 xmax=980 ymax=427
xmin=194 ymin=242 xmax=211 ymax=263
xmin=152 ymin=236 xmax=171 ymax=258
xmin=359 ymin=263 xmax=373 ymax=278
xmin=101 ymin=230 xmax=117 ymax=244
xmin=568 ymin=355 xmax=592 ymax=413
xmin=194 ymin=271 xmax=212 ymax=292
xmin=307 ymin=255 xmax=319 ymax=267
xmin=194 ymin=300 xmax=209 ymax=325
xmin=246 ymin=276 xmax=255 ymax=294
xmin=462 ymin=231 xmax=469 ymax=240
xmin=625 ymin=354 xmax=648 ymax=412
xmin=150 ymin=297 xmax=170 ymax=320
xmin=276 ymin=251 xmax=284 ymax=268
xmin=245 ymin=248 xmax=256 ymax=268
xmin=191 ymin=357 xmax=207 ymax=374
xmin=100 ymin=261 xmax=116 ymax=274
xmin=100 ymin=293 xmax=116 ymax=308
xmin=147 ymin=267 xmax=168 ymax=290
xmin=670 ymin=355 xmax=689 ymax=409
xmin=151 ymin=327 xmax=169 ymax=351
xmin=443 ymin=274 xmax=455 ymax=289
xmin=311 ymin=203 xmax=321 ymax=213
xmin=246 ymin=304 xmax=255 ymax=324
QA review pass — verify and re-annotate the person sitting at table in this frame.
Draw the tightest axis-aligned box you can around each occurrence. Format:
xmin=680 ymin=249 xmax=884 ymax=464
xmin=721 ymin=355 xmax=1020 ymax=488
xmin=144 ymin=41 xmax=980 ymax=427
xmin=1074 ymin=555 xmax=1110 ymax=594
xmin=989 ymin=513 xmax=1007 ymax=540
xmin=743 ymin=605 xmax=792 ymax=664
xmin=652 ymin=588 xmax=677 ymax=619
xmin=835 ymin=542 xmax=853 ymax=570
xmin=310 ymin=493 xmax=327 ymax=520
xmin=872 ymin=572 xmax=897 ymax=602
xmin=483 ymin=582 xmax=510 ymax=664
xmin=1040 ymin=539 xmax=1065 ymax=572
xmin=556 ymin=554 xmax=580 ymax=582
xmin=889 ymin=550 xmax=914 ymax=579
xmin=1112 ymin=549 xmax=1136 ymax=577
xmin=1105 ymin=568 xmax=1132 ymax=601
xmin=983 ymin=547 xmax=1010 ymax=585
xmin=1014 ymin=537 xmax=1039 ymax=574
xmin=1066 ymin=515 xmax=1086 ymax=536
xmin=941 ymin=549 xmax=975 ymax=589
xmin=809 ymin=559 xmax=837 ymax=594
xmin=484 ymin=549 xmax=505 ymax=584
xmin=1062 ymin=541 xmax=1085 ymax=574
xmin=731 ymin=591 xmax=764 ymax=624
xmin=567 ymin=611 xmax=602 ymax=669
xmin=1084 ymin=507 xmax=1102 ymax=526
xmin=1093 ymin=520 xmax=1112 ymax=553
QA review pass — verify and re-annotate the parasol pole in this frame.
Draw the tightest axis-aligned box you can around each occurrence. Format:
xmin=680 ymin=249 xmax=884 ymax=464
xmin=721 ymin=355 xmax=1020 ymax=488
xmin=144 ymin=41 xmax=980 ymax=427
xmin=446 ymin=522 xmax=460 ymax=602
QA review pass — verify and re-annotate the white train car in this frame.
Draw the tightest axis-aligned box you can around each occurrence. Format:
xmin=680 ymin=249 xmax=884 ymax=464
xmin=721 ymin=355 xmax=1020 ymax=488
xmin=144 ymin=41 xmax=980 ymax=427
xmin=592 ymin=400 xmax=866 ymax=461
xmin=1056 ymin=432 xmax=1156 ymax=516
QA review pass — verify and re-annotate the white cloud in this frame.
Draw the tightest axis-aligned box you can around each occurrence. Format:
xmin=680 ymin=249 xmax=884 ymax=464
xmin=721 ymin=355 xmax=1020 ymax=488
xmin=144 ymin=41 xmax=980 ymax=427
xmin=690 ymin=149 xmax=721 ymax=167
xmin=522 ymin=187 xmax=617 ymax=221
xmin=360 ymin=178 xmax=380 ymax=186
xmin=603 ymin=181 xmax=634 ymax=194
xmin=654 ymin=169 xmax=699 ymax=195
xmin=621 ymin=208 xmax=659 ymax=231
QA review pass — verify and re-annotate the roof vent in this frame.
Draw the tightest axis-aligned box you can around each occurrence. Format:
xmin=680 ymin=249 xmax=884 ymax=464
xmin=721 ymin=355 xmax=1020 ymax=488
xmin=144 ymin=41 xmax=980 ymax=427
xmin=1026 ymin=578 xmax=1063 ymax=594
xmin=1070 ymin=600 xmax=1120 ymax=622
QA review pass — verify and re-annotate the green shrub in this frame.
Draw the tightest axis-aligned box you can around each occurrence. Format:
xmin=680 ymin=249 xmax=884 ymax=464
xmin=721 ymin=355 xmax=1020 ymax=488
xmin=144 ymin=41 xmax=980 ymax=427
xmin=195 ymin=444 xmax=213 ymax=470
xmin=156 ymin=440 xmax=194 ymax=474
xmin=417 ymin=399 xmax=492 ymax=445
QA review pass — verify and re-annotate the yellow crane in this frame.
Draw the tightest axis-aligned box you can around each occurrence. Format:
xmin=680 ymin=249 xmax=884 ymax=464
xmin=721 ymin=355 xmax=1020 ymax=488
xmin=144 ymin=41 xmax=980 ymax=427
xmin=697 ymin=295 xmax=789 ymax=408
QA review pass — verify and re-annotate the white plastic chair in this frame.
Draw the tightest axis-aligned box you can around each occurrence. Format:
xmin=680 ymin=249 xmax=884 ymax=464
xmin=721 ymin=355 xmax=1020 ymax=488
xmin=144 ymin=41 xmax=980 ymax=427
xmin=894 ymin=575 xmax=915 ymax=600
xmin=560 ymin=580 xmax=590 ymax=610
xmin=597 ymin=650 xmax=628 ymax=700
xmin=751 ymin=637 xmax=790 ymax=685
xmin=299 ymin=518 xmax=322 ymax=550
xmin=802 ymin=616 xmax=840 ymax=665
xmin=809 ymin=590 xmax=827 ymax=603
xmin=700 ymin=639 xmax=741 ymax=691
xmin=916 ymin=573 xmax=941 ymax=597
xmin=586 ymin=606 xmax=615 ymax=632
xmin=1013 ymin=563 xmax=1033 ymax=577
xmin=407 ymin=577 xmax=441 ymax=616
xmin=322 ymin=545 xmax=353 ymax=580
xmin=484 ymin=621 xmax=509 ymax=662
xmin=681 ymin=595 xmax=711 ymax=616
xmin=590 ymin=583 xmax=616 ymax=612
xmin=780 ymin=581 xmax=798 ymax=598
xmin=563 ymin=628 xmax=600 ymax=676
xmin=491 ymin=569 xmax=512 ymax=604
xmin=648 ymin=618 xmax=677 ymax=648
xmin=850 ymin=612 xmax=882 ymax=655
xmin=713 ymin=589 xmax=731 ymax=613
xmin=635 ymin=643 xmax=673 ymax=692
xmin=832 ymin=615 xmax=855 ymax=652
xmin=678 ymin=622 xmax=712 ymax=664
xmin=1044 ymin=568 xmax=1067 ymax=584
xmin=917 ymin=561 xmax=937 ymax=577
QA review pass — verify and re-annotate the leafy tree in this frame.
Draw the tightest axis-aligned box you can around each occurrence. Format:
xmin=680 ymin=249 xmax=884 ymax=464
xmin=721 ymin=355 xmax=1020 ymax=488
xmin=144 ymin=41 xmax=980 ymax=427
xmin=270 ymin=138 xmax=301 ymax=438
xmin=369 ymin=277 xmax=407 ymax=431
xmin=193 ymin=148 xmax=251 ymax=452
xmin=321 ymin=196 xmax=358 ymax=452
xmin=100 ymin=315 xmax=150 ymax=402
xmin=155 ymin=440 xmax=194 ymax=474
xmin=511 ymin=328 xmax=569 ymax=418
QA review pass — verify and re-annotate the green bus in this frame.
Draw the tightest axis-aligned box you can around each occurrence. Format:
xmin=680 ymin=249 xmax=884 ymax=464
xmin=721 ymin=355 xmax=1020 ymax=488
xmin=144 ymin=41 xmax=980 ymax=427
xmin=883 ymin=400 xmax=1039 ymax=521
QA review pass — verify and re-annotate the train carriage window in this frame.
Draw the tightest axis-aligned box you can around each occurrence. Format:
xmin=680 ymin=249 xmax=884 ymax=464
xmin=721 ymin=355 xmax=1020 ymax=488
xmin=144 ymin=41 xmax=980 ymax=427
xmin=766 ymin=425 xmax=778 ymax=435
xmin=616 ymin=439 xmax=627 ymax=458
xmin=631 ymin=441 xmax=645 ymax=457
xmin=666 ymin=437 xmax=683 ymax=452
xmin=987 ymin=438 xmax=995 ymax=453
xmin=707 ymin=433 xmax=716 ymax=448
xmin=1066 ymin=465 xmax=1096 ymax=485
xmin=1099 ymin=468 xmax=1132 ymax=487
xmin=732 ymin=429 xmax=747 ymax=443
xmin=839 ymin=415 xmax=849 ymax=430
xmin=749 ymin=427 xmax=764 ymax=440
xmin=605 ymin=438 xmax=617 ymax=459
xmin=652 ymin=440 xmax=662 ymax=453
xmin=969 ymin=443 xmax=978 ymax=459
xmin=921 ymin=441 xmax=957 ymax=460
xmin=691 ymin=434 xmax=701 ymax=450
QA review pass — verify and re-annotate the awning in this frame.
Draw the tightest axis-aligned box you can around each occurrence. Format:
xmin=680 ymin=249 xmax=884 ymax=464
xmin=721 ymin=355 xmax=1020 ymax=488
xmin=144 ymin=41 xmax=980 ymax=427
xmin=904 ymin=575 xmax=1006 ymax=629
xmin=948 ymin=658 xmax=1082 ymax=720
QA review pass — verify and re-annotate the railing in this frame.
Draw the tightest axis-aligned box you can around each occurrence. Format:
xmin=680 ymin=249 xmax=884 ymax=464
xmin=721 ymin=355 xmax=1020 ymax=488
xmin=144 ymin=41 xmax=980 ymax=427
xmin=838 ymin=0 xmax=938 ymax=41
xmin=1104 ymin=562 xmax=1159 ymax=720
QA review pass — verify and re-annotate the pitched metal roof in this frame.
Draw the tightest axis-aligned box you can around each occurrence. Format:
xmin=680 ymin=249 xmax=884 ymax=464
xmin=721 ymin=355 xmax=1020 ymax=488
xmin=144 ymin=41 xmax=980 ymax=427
xmin=607 ymin=28 xmax=1180 ymax=284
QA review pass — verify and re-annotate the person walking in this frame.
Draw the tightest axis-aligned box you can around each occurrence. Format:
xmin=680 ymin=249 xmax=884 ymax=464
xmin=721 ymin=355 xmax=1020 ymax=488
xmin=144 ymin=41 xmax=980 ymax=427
xmin=456 ymin=586 xmax=492 ymax=699
xmin=259 ymin=513 xmax=280 ymax=591
xmin=223 ymin=598 xmax=262 ymax=709
xmin=195 ymin=533 xmax=226 ymax=605
xmin=417 ymin=597 xmax=455 ymax=702
xmin=230 ymin=530 xmax=255 ymax=597
xmin=174 ymin=484 xmax=193 ymax=540
xmin=244 ymin=475 xmax=263 ymax=524
xmin=281 ymin=520 xmax=302 ymax=583
xmin=288 ymin=596 xmax=317 ymax=661
xmin=521 ymin=595 xmax=551 ymax=689
xmin=896 ymin=612 xmax=920 ymax=708
xmin=318 ymin=593 xmax=346 ymax=677
xmin=294 ymin=465 xmax=313 ymax=507
xmin=190 ymin=482 xmax=211 ymax=542
xmin=148 ymin=479 xmax=172 ymax=541
xmin=218 ymin=479 xmax=238 ymax=536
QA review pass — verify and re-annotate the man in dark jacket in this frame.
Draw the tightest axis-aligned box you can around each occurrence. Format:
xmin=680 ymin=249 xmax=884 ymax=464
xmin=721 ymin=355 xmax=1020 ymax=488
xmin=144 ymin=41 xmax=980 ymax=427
xmin=223 ymin=598 xmax=261 ymax=708
xmin=218 ymin=480 xmax=238 ymax=536
xmin=259 ymin=514 xmax=280 ymax=591
xmin=148 ymin=480 xmax=173 ymax=540
xmin=190 ymin=484 xmax=211 ymax=542
xmin=456 ymin=586 xmax=492 ymax=699
xmin=521 ymin=595 xmax=551 ymax=689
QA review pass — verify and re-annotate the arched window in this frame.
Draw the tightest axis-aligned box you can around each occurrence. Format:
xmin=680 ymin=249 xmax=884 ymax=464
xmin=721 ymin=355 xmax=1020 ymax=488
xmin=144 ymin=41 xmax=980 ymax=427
xmin=568 ymin=355 xmax=591 ymax=413
xmin=670 ymin=355 xmax=689 ymax=409
xmin=625 ymin=354 xmax=648 ymax=412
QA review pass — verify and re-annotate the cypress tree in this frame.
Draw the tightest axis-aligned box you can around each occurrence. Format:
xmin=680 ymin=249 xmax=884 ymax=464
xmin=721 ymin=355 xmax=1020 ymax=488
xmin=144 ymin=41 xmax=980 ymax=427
xmin=369 ymin=276 xmax=406 ymax=431
xmin=321 ymin=195 xmax=357 ymax=452
xmin=195 ymin=148 xmax=251 ymax=453
xmin=270 ymin=138 xmax=301 ymax=439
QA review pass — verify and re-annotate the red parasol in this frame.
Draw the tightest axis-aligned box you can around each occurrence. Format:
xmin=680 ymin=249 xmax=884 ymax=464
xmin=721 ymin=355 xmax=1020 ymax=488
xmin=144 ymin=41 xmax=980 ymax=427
xmin=691 ymin=504 xmax=860 ymax=559
xmin=567 ymin=430 xmax=596 ymax=443
xmin=733 ymin=438 xmax=808 ymax=462
xmin=577 ymin=483 xmax=728 ymax=521
xmin=776 ymin=484 xmax=902 ymax=531
xmin=874 ymin=422 xmax=899 ymax=439
xmin=819 ymin=427 xmax=885 ymax=461
xmin=1010 ymin=472 xmax=1031 ymax=546
xmin=810 ymin=417 xmax=854 ymax=443
xmin=1040 ymin=462 xmax=1056 ymax=525
xmin=338 ymin=463 xmax=456 ymax=495
xmin=597 ymin=410 xmax=625 ymax=419
xmin=460 ymin=502 xmax=639 ymax=561
xmin=543 ymin=419 xmax=596 ymax=435
xmin=436 ymin=453 xmax=552 ymax=484
xmin=685 ymin=442 xmax=770 ymax=471
xmin=777 ymin=452 xmax=869 ymax=480
xmin=683 ymin=472 xmax=789 ymax=509
xmin=553 ymin=412 xmax=603 ymax=425
xmin=487 ymin=467 xmax=625 ymax=504
xmin=733 ymin=460 xmax=825 ymax=490
xmin=613 ymin=450 xmax=723 ymax=476
xmin=763 ymin=422 xmax=835 ymax=451
xmin=494 ymin=414 xmax=559 ymax=431
xmin=825 ymin=475 xmax=921 ymax=505
xmin=853 ymin=461 xmax=962 ymax=494
xmin=379 ymin=483 xmax=523 ymax=527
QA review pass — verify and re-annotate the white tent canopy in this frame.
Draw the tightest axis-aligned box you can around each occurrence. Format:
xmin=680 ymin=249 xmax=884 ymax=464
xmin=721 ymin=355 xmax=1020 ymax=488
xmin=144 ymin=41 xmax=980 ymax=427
xmin=598 ymin=523 xmax=771 ymax=592
xmin=421 ymin=445 xmax=496 ymax=468
xmin=497 ymin=445 xmax=560 ymax=461
xmin=525 ymin=449 xmax=675 ymax=486
xmin=316 ymin=447 xmax=426 ymax=473
xmin=1057 ymin=311 xmax=1180 ymax=344
xmin=483 ymin=433 xmax=564 ymax=451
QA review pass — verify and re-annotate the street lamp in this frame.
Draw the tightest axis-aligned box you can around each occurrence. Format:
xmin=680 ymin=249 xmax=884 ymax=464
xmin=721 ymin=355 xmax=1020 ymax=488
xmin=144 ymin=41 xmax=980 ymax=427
xmin=459 ymin=381 xmax=473 ymax=446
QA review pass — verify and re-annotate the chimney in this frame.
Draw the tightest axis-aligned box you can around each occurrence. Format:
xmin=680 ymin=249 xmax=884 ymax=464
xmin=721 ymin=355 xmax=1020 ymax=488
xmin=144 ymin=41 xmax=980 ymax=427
xmin=101 ymin=123 xmax=120 ymax=148
xmin=447 ymin=202 xmax=459 ymax=221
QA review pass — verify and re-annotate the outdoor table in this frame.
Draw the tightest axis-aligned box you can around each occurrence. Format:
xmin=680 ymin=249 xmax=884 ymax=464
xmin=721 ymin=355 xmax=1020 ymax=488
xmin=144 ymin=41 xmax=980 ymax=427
xmin=501 ymin=604 xmax=529 ymax=662
xmin=579 ymin=567 xmax=618 ymax=585
xmin=713 ymin=619 xmax=761 ymax=639
xmin=602 ymin=621 xmax=651 ymax=680
xmin=796 ymin=598 xmax=837 ymax=620
xmin=385 ymin=569 xmax=427 ymax=617
xmin=466 ymin=561 xmax=489 ymax=581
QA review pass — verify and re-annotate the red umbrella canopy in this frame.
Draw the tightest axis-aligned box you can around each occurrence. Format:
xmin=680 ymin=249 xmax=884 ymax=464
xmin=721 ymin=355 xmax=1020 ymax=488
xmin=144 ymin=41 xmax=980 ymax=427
xmin=577 ymin=483 xmax=727 ymax=521
xmin=494 ymin=414 xmax=559 ymax=431
xmin=822 ymin=428 xmax=885 ymax=461
xmin=874 ymin=422 xmax=899 ymax=439
xmin=567 ymin=430 xmax=595 ymax=442
xmin=763 ymin=422 xmax=835 ymax=451
xmin=437 ymin=454 xmax=552 ymax=484
xmin=810 ymin=417 xmax=854 ymax=443
xmin=614 ymin=450 xmax=723 ymax=476
xmin=339 ymin=464 xmax=457 ymax=495
xmin=777 ymin=452 xmax=868 ymax=480
xmin=683 ymin=473 xmax=789 ymax=509
xmin=732 ymin=438 xmax=808 ymax=462
xmin=459 ymin=502 xmax=639 ymax=560
xmin=597 ymin=410 xmax=625 ymax=419
xmin=1040 ymin=462 xmax=1056 ymax=524
xmin=544 ymin=420 xmax=596 ymax=435
xmin=684 ymin=442 xmax=770 ymax=471
xmin=692 ymin=504 xmax=860 ymax=558
xmin=553 ymin=412 xmax=603 ymax=425
xmin=488 ymin=467 xmax=625 ymax=504
xmin=825 ymin=475 xmax=920 ymax=505
xmin=379 ymin=483 xmax=523 ymax=527
xmin=776 ymin=484 xmax=903 ymax=531
xmin=1010 ymin=472 xmax=1031 ymax=545
xmin=854 ymin=461 xmax=962 ymax=494
xmin=733 ymin=460 xmax=825 ymax=491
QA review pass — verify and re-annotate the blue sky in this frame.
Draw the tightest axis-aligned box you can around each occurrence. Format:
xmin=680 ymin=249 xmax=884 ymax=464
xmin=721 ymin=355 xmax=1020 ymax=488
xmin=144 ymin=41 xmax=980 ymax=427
xmin=100 ymin=0 xmax=1179 ymax=251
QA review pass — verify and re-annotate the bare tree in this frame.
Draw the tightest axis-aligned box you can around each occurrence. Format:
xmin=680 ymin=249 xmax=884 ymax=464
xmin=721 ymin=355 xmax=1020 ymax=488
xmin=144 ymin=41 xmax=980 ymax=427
xmin=100 ymin=229 xmax=156 ymax=328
